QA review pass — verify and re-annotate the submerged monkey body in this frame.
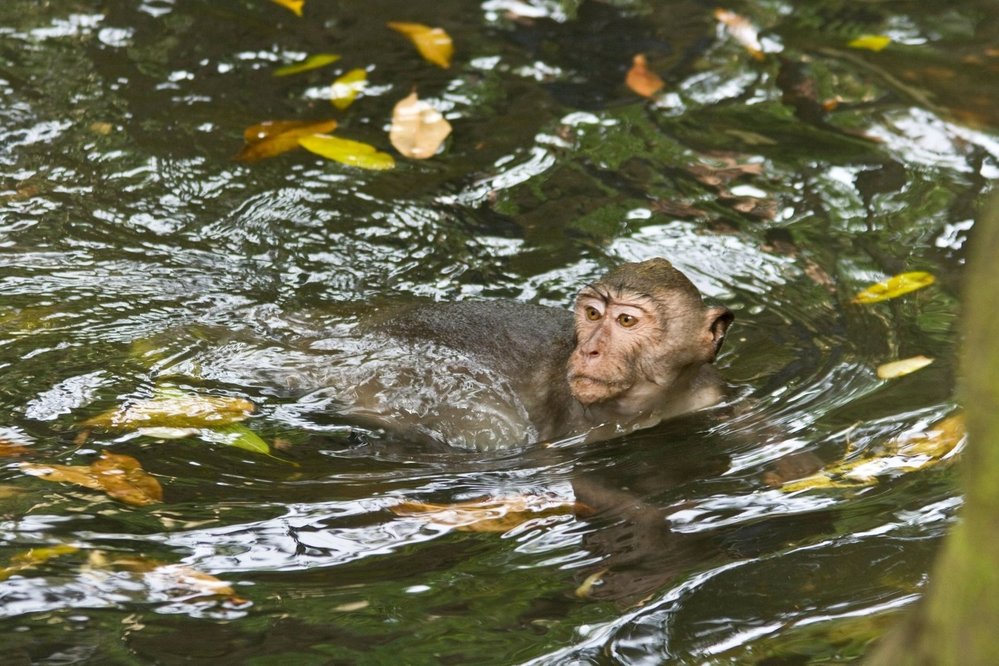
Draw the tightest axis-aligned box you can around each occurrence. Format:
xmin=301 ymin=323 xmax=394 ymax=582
xmin=337 ymin=258 xmax=733 ymax=449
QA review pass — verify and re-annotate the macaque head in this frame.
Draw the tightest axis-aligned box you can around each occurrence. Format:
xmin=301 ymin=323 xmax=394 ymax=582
xmin=567 ymin=258 xmax=733 ymax=408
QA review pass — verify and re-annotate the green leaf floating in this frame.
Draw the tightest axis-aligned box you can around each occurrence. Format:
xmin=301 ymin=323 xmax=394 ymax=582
xmin=208 ymin=424 xmax=271 ymax=455
xmin=298 ymin=134 xmax=395 ymax=170
xmin=273 ymin=53 xmax=340 ymax=76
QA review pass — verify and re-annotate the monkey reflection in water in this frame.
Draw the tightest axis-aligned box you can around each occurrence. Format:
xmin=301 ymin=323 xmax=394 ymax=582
xmin=330 ymin=257 xmax=734 ymax=450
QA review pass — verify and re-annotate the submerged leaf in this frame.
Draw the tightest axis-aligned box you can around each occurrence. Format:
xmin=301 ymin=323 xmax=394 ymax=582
xmin=271 ymin=0 xmax=303 ymax=17
xmin=145 ymin=563 xmax=244 ymax=602
xmin=852 ymin=271 xmax=935 ymax=304
xmin=714 ymin=9 xmax=765 ymax=61
xmin=84 ymin=393 xmax=256 ymax=430
xmin=780 ymin=473 xmax=869 ymax=493
xmin=877 ymin=355 xmax=934 ymax=379
xmin=91 ymin=553 xmax=246 ymax=604
xmin=330 ymin=68 xmax=367 ymax=110
xmin=22 ymin=461 xmax=103 ymax=491
xmin=0 ymin=544 xmax=79 ymax=581
xmin=236 ymin=119 xmax=338 ymax=162
xmin=575 ymin=568 xmax=609 ymax=598
xmin=299 ymin=134 xmax=395 ymax=170
xmin=0 ymin=440 xmax=31 ymax=457
xmin=207 ymin=424 xmax=271 ymax=455
xmin=91 ymin=452 xmax=164 ymax=506
xmin=387 ymin=22 xmax=454 ymax=68
xmin=389 ymin=92 xmax=452 ymax=159
xmin=848 ymin=34 xmax=892 ymax=52
xmin=625 ymin=54 xmax=664 ymax=98
xmin=391 ymin=495 xmax=577 ymax=533
xmin=22 ymin=452 xmax=163 ymax=506
xmin=273 ymin=53 xmax=340 ymax=77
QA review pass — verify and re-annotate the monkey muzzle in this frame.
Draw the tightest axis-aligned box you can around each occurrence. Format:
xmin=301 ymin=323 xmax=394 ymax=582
xmin=567 ymin=373 xmax=631 ymax=405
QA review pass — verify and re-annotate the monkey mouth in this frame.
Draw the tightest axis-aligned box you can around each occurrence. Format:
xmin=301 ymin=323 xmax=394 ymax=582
xmin=568 ymin=373 xmax=630 ymax=404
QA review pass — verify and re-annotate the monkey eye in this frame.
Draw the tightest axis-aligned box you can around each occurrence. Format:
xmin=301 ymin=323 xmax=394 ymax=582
xmin=584 ymin=305 xmax=601 ymax=321
xmin=617 ymin=313 xmax=638 ymax=328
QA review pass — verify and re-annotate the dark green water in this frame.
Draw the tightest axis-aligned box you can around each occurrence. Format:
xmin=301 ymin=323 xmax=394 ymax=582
xmin=0 ymin=0 xmax=995 ymax=663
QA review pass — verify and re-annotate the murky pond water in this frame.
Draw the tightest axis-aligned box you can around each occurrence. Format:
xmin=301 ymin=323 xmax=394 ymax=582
xmin=1 ymin=0 xmax=996 ymax=663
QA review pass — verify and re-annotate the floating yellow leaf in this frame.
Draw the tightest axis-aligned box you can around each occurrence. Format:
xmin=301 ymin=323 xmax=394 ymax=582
xmin=236 ymin=119 xmax=338 ymax=162
xmin=848 ymin=34 xmax=892 ymax=52
xmin=389 ymin=92 xmax=452 ymax=159
xmin=714 ymin=9 xmax=765 ymax=61
xmin=298 ymin=134 xmax=396 ymax=170
xmin=274 ymin=53 xmax=340 ymax=77
xmin=387 ymin=22 xmax=454 ymax=68
xmin=625 ymin=53 xmax=664 ymax=98
xmin=22 ymin=451 xmax=163 ymax=506
xmin=779 ymin=412 xmax=965 ymax=493
xmin=575 ymin=568 xmax=609 ymax=598
xmin=0 ymin=544 xmax=79 ymax=581
xmin=877 ymin=355 xmax=934 ymax=379
xmin=852 ymin=271 xmax=935 ymax=304
xmin=331 ymin=68 xmax=367 ymax=110
xmin=896 ymin=413 xmax=965 ymax=459
xmin=391 ymin=495 xmax=577 ymax=533
xmin=271 ymin=0 xmax=303 ymax=17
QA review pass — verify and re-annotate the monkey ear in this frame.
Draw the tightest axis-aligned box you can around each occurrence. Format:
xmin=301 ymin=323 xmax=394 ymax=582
xmin=704 ymin=306 xmax=734 ymax=362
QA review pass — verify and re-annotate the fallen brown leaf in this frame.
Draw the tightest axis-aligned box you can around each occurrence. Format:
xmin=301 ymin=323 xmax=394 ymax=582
xmin=22 ymin=451 xmax=163 ymax=506
xmin=236 ymin=119 xmax=338 ymax=163
xmin=625 ymin=54 xmax=664 ymax=98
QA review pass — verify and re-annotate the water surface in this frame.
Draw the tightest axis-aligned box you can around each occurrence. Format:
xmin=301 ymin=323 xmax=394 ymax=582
xmin=0 ymin=0 xmax=995 ymax=663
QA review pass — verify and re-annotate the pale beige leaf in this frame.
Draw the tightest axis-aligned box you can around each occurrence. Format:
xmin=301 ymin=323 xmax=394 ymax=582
xmin=714 ymin=9 xmax=765 ymax=61
xmin=389 ymin=92 xmax=452 ymax=159
xmin=877 ymin=355 xmax=934 ymax=379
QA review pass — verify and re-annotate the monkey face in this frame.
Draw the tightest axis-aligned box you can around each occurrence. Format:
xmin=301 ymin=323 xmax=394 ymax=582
xmin=567 ymin=288 xmax=661 ymax=406
xmin=566 ymin=283 xmax=732 ymax=409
